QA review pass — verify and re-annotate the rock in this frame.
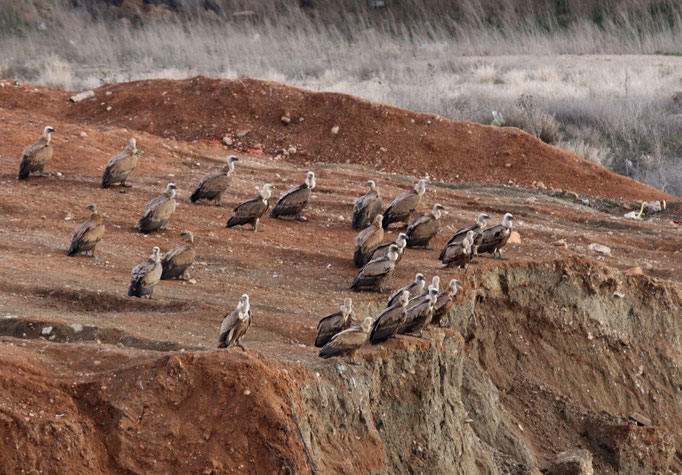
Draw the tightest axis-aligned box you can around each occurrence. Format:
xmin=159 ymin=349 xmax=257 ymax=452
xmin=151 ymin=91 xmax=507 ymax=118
xmin=331 ymin=126 xmax=339 ymax=134
xmin=69 ymin=90 xmax=95 ymax=103
xmin=625 ymin=266 xmax=643 ymax=275
xmin=70 ymin=323 xmax=83 ymax=333
xmin=629 ymin=411 xmax=651 ymax=426
xmin=588 ymin=243 xmax=611 ymax=257
xmin=288 ymin=146 xmax=297 ymax=154
xmin=222 ymin=136 xmax=233 ymax=146
xmin=553 ymin=239 xmax=567 ymax=247
xmin=536 ymin=181 xmax=547 ymax=190
xmin=547 ymin=449 xmax=593 ymax=474
xmin=624 ymin=211 xmax=639 ymax=219
xmin=567 ymin=191 xmax=580 ymax=200
xmin=280 ymin=115 xmax=291 ymax=125
xmin=106 ymin=106 xmax=112 ymax=111
xmin=41 ymin=326 xmax=53 ymax=336
xmin=79 ymin=131 xmax=88 ymax=138
xmin=236 ymin=129 xmax=251 ymax=138
xmin=508 ymin=231 xmax=521 ymax=244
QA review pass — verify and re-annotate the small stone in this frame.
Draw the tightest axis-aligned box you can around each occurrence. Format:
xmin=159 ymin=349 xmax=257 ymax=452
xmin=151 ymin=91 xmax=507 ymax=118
xmin=567 ymin=191 xmax=579 ymax=200
xmin=188 ymin=279 xmax=197 ymax=285
xmin=625 ymin=266 xmax=643 ymax=275
xmin=280 ymin=115 xmax=291 ymax=125
xmin=505 ymin=163 xmax=511 ymax=168
xmin=548 ymin=449 xmax=593 ymax=475
xmin=629 ymin=411 xmax=651 ymax=426
xmin=41 ymin=326 xmax=53 ymax=335
xmin=508 ymin=231 xmax=521 ymax=244
xmin=55 ymin=172 xmax=63 ymax=177
xmin=553 ymin=239 xmax=567 ymax=247
xmin=536 ymin=181 xmax=547 ymax=190
xmin=69 ymin=90 xmax=95 ymax=103
xmin=588 ymin=243 xmax=611 ymax=257
xmin=331 ymin=126 xmax=339 ymax=134
xmin=222 ymin=136 xmax=233 ymax=146
xmin=70 ymin=323 xmax=83 ymax=333
xmin=106 ymin=106 xmax=112 ymax=111
xmin=288 ymin=147 xmax=297 ymax=154
xmin=105 ymin=91 xmax=112 ymax=96
xmin=338 ymin=215 xmax=344 ymax=221
xmin=236 ymin=129 xmax=251 ymax=138
xmin=243 ymin=389 xmax=251 ymax=396
xmin=79 ymin=131 xmax=88 ymax=138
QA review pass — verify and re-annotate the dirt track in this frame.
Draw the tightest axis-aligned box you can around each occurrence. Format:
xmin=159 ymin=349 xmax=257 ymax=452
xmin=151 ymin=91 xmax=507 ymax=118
xmin=0 ymin=78 xmax=680 ymax=474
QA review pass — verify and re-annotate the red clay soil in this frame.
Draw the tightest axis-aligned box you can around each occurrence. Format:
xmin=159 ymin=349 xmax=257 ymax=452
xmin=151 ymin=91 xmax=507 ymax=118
xmin=0 ymin=76 xmax=671 ymax=201
xmin=0 ymin=78 xmax=680 ymax=474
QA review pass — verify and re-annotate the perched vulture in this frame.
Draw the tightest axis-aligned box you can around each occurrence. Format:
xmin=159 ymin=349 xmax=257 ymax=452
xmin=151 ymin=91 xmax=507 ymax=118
xmin=441 ymin=213 xmax=490 ymax=258
xmin=370 ymin=232 xmax=408 ymax=265
xmin=406 ymin=203 xmax=445 ymax=249
xmin=353 ymin=214 xmax=384 ymax=268
xmin=397 ymin=287 xmax=439 ymax=338
xmin=314 ymin=298 xmax=355 ymax=348
xmin=190 ymin=155 xmax=239 ymax=205
xmin=431 ymin=279 xmax=462 ymax=327
xmin=270 ymin=171 xmax=315 ymax=221
xmin=386 ymin=273 xmax=426 ymax=308
xmin=319 ymin=317 xmax=373 ymax=365
xmin=18 ymin=126 xmax=55 ymax=179
xmin=352 ymin=180 xmax=383 ymax=230
xmin=350 ymin=244 xmax=399 ymax=292
xmin=382 ymin=179 xmax=427 ymax=229
xmin=218 ymin=294 xmax=252 ymax=349
xmin=369 ymin=290 xmax=410 ymax=344
xmin=477 ymin=213 xmax=516 ymax=259
xmin=101 ymin=138 xmax=140 ymax=188
xmin=161 ymin=231 xmax=196 ymax=280
xmin=138 ymin=183 xmax=178 ymax=234
xmin=128 ymin=246 xmax=162 ymax=298
xmin=441 ymin=231 xmax=474 ymax=272
xmin=67 ymin=204 xmax=105 ymax=257
xmin=226 ymin=183 xmax=275 ymax=231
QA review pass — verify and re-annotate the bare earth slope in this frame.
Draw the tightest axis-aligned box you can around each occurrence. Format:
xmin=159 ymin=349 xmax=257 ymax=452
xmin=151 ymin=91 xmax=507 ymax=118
xmin=0 ymin=78 xmax=680 ymax=474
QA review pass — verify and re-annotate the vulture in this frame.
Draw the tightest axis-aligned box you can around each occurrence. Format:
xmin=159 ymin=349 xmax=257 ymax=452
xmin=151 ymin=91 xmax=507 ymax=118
xmin=431 ymin=279 xmax=462 ymax=327
xmin=18 ymin=126 xmax=55 ymax=179
xmin=441 ymin=213 xmax=490 ymax=257
xmin=101 ymin=138 xmax=140 ymax=188
xmin=314 ymin=298 xmax=355 ymax=348
xmin=397 ymin=287 xmax=439 ymax=338
xmin=386 ymin=273 xmax=426 ymax=308
xmin=128 ymin=246 xmax=162 ymax=298
xmin=353 ymin=214 xmax=384 ymax=268
xmin=382 ymin=179 xmax=427 ymax=229
xmin=138 ymin=183 xmax=178 ymax=234
xmin=352 ymin=180 xmax=383 ymax=230
xmin=477 ymin=213 xmax=516 ymax=259
xmin=319 ymin=317 xmax=373 ymax=365
xmin=161 ymin=231 xmax=196 ymax=280
xmin=370 ymin=232 xmax=408 ymax=265
xmin=218 ymin=294 xmax=252 ymax=349
xmin=226 ymin=183 xmax=275 ymax=231
xmin=350 ymin=244 xmax=399 ymax=292
xmin=190 ymin=155 xmax=239 ymax=205
xmin=67 ymin=204 xmax=105 ymax=257
xmin=270 ymin=171 xmax=315 ymax=221
xmin=441 ymin=231 xmax=474 ymax=272
xmin=369 ymin=290 xmax=410 ymax=344
xmin=406 ymin=203 xmax=446 ymax=249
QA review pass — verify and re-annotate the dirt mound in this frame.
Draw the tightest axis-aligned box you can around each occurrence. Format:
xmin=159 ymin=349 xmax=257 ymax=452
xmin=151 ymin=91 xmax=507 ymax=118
xmin=0 ymin=76 xmax=671 ymax=201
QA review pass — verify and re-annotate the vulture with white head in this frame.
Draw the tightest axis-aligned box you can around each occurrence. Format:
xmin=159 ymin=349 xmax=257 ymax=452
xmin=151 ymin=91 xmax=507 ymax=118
xmin=350 ymin=244 xmax=399 ymax=292
xmin=270 ymin=171 xmax=315 ymax=221
xmin=128 ymin=246 xmax=162 ymax=298
xmin=406 ymin=203 xmax=445 ymax=249
xmin=226 ymin=183 xmax=275 ymax=231
xmin=190 ymin=155 xmax=239 ymax=205
xmin=319 ymin=317 xmax=373 ymax=365
xmin=102 ymin=138 xmax=140 ymax=188
xmin=67 ymin=204 xmax=105 ymax=257
xmin=18 ymin=126 xmax=55 ymax=179
xmin=352 ymin=180 xmax=383 ymax=230
xmin=386 ymin=273 xmax=426 ymax=308
xmin=430 ymin=279 xmax=463 ymax=327
xmin=218 ymin=294 xmax=252 ymax=349
xmin=441 ymin=231 xmax=474 ymax=272
xmin=314 ymin=298 xmax=355 ymax=347
xmin=477 ymin=213 xmax=516 ymax=259
xmin=138 ymin=183 xmax=178 ymax=234
xmin=370 ymin=232 xmax=408 ymax=265
xmin=382 ymin=179 xmax=427 ymax=229
xmin=161 ymin=231 xmax=196 ymax=280
xmin=370 ymin=290 xmax=410 ymax=344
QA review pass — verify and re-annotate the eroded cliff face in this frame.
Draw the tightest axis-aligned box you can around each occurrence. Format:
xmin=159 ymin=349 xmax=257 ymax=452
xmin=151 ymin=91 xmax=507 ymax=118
xmin=1 ymin=258 xmax=680 ymax=474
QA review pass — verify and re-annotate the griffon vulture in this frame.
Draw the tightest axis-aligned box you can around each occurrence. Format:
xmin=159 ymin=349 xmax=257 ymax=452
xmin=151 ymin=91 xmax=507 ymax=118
xmin=441 ymin=231 xmax=474 ymax=272
xmin=190 ymin=155 xmax=239 ymax=205
xmin=138 ymin=183 xmax=178 ymax=234
xmin=397 ymin=287 xmax=439 ymax=338
xmin=382 ymin=179 xmax=427 ymax=229
xmin=101 ymin=138 xmax=140 ymax=188
xmin=369 ymin=290 xmax=410 ymax=344
xmin=128 ymin=246 xmax=162 ymax=298
xmin=18 ymin=126 xmax=55 ymax=179
xmin=314 ymin=298 xmax=355 ymax=348
xmin=319 ymin=317 xmax=373 ymax=365
xmin=270 ymin=171 xmax=315 ymax=221
xmin=353 ymin=214 xmax=384 ymax=268
xmin=67 ymin=204 xmax=105 ymax=257
xmin=226 ymin=183 xmax=275 ymax=231
xmin=477 ymin=213 xmax=516 ymax=259
xmin=352 ymin=180 xmax=383 ymax=230
xmin=161 ymin=231 xmax=196 ymax=280
xmin=386 ymin=273 xmax=426 ymax=308
xmin=406 ymin=203 xmax=445 ymax=249
xmin=218 ymin=294 xmax=252 ymax=349
xmin=431 ymin=279 xmax=462 ymax=327
xmin=370 ymin=232 xmax=408 ymax=265
xmin=350 ymin=244 xmax=399 ymax=292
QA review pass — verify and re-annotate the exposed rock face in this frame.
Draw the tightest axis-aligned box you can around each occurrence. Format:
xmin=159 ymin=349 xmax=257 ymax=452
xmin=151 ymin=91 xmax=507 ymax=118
xmin=548 ymin=449 xmax=593 ymax=474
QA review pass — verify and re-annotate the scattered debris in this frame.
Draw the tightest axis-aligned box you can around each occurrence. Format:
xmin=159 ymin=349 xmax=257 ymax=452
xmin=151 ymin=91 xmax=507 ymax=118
xmin=588 ymin=243 xmax=611 ymax=257
xmin=222 ymin=136 xmax=233 ymax=146
xmin=69 ymin=90 xmax=95 ymax=103
xmin=41 ymin=326 xmax=53 ymax=336
xmin=548 ymin=449 xmax=593 ymax=475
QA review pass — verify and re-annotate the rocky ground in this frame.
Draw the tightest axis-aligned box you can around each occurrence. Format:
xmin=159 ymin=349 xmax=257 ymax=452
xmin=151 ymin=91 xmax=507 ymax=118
xmin=0 ymin=78 xmax=680 ymax=474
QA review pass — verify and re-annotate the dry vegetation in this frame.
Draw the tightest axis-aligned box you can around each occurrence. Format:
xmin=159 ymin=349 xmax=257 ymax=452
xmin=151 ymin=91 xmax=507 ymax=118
xmin=1 ymin=0 xmax=681 ymax=195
